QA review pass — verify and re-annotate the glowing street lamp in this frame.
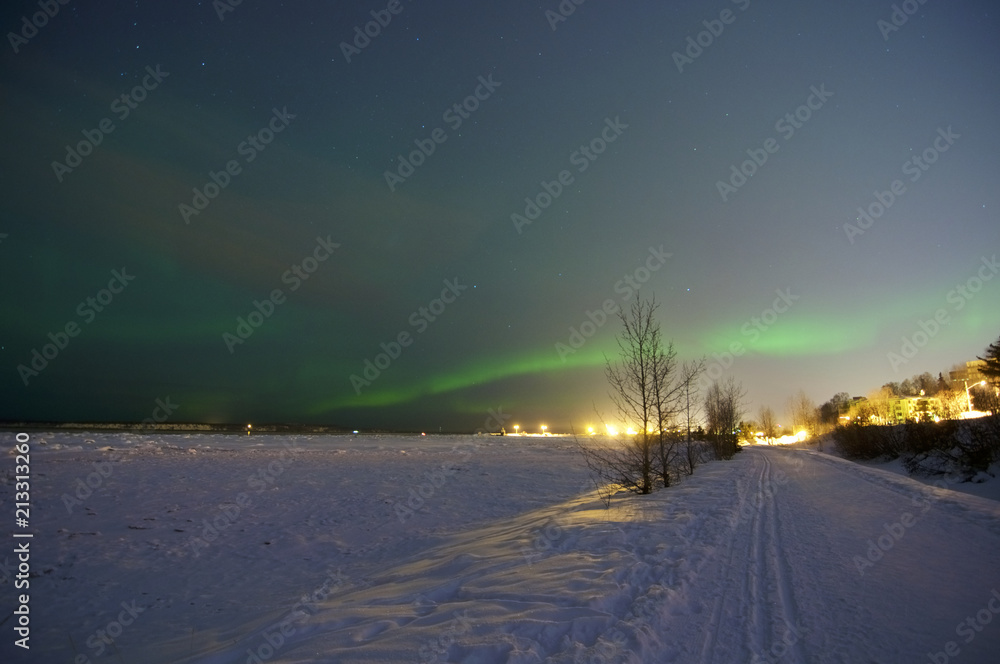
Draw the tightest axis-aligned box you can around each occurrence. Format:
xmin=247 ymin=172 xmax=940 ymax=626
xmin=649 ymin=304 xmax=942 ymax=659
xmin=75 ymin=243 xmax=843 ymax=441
xmin=541 ymin=424 xmax=547 ymax=435
xmin=246 ymin=423 xmax=252 ymax=436
xmin=964 ymin=379 xmax=986 ymax=413
xmin=587 ymin=426 xmax=595 ymax=435
xmin=513 ymin=425 xmax=519 ymax=435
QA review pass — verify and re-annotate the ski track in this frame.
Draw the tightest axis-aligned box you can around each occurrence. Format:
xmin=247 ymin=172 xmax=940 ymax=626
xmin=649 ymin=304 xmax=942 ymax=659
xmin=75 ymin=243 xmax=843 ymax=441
xmin=759 ymin=452 xmax=805 ymax=664
xmin=698 ymin=451 xmax=805 ymax=664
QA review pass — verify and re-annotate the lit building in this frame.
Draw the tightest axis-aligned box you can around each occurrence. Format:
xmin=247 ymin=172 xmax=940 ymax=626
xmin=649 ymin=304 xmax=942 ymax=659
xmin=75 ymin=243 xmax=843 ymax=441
xmin=949 ymin=360 xmax=987 ymax=384
xmin=888 ymin=396 xmax=942 ymax=423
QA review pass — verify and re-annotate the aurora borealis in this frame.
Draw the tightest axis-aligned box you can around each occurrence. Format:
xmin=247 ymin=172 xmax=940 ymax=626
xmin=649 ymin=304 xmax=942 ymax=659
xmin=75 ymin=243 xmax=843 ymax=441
xmin=2 ymin=1 xmax=999 ymax=431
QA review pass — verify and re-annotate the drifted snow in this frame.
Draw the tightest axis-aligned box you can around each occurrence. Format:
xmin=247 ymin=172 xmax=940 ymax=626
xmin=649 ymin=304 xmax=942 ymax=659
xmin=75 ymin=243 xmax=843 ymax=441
xmin=2 ymin=433 xmax=999 ymax=663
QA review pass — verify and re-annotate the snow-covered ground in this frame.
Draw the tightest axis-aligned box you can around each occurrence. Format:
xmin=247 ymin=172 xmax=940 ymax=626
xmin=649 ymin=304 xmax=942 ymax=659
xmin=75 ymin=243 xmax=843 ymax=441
xmin=2 ymin=432 xmax=1000 ymax=663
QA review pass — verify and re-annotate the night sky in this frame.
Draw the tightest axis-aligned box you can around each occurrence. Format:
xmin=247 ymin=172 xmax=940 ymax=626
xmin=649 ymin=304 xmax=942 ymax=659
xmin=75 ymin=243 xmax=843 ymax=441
xmin=2 ymin=1 xmax=998 ymax=431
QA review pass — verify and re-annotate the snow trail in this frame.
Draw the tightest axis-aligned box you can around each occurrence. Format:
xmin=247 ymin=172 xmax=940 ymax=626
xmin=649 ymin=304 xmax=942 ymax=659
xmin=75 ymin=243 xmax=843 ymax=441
xmin=698 ymin=449 xmax=805 ymax=663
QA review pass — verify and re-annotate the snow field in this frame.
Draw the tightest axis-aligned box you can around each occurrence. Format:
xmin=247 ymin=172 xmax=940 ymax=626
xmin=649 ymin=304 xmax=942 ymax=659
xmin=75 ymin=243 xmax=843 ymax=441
xmin=2 ymin=432 xmax=999 ymax=663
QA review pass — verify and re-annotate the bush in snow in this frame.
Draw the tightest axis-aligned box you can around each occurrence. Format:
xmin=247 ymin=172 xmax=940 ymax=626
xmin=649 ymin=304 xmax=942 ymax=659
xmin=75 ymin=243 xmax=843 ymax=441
xmin=833 ymin=415 xmax=1000 ymax=481
xmin=903 ymin=416 xmax=1000 ymax=481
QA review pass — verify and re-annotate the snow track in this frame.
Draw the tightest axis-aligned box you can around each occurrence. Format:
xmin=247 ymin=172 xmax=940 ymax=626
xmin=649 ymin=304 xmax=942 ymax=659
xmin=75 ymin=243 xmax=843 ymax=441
xmin=755 ymin=452 xmax=805 ymax=663
xmin=699 ymin=450 xmax=805 ymax=663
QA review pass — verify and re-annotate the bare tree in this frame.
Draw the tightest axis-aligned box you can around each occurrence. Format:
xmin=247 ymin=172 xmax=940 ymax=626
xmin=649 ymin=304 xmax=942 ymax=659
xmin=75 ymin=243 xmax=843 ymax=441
xmin=758 ymin=406 xmax=778 ymax=444
xmin=938 ymin=389 xmax=969 ymax=420
xmin=704 ymin=377 xmax=747 ymax=460
xmin=680 ymin=359 xmax=706 ymax=475
xmin=583 ymin=299 xmax=662 ymax=494
xmin=680 ymin=359 xmax=706 ymax=440
xmin=788 ymin=389 xmax=819 ymax=438
xmin=650 ymin=335 xmax=684 ymax=487
xmin=859 ymin=387 xmax=895 ymax=425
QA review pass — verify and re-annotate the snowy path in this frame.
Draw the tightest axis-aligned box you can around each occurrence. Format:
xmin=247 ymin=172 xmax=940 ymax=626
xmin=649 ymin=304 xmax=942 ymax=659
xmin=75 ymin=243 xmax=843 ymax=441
xmin=251 ymin=446 xmax=1000 ymax=664
xmin=683 ymin=446 xmax=1000 ymax=663
xmin=3 ymin=434 xmax=1000 ymax=663
xmin=202 ymin=446 xmax=1000 ymax=663
xmin=696 ymin=450 xmax=805 ymax=663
